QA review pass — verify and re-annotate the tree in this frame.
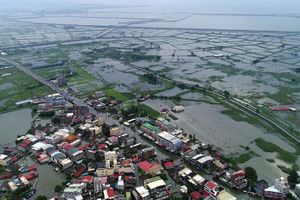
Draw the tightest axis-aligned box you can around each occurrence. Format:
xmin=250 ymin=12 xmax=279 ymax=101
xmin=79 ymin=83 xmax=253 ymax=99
xmin=54 ymin=185 xmax=63 ymax=193
xmin=223 ymin=90 xmax=230 ymax=98
xmin=102 ymin=123 xmax=111 ymax=136
xmin=287 ymin=170 xmax=299 ymax=188
xmin=245 ymin=167 xmax=258 ymax=186
xmin=35 ymin=196 xmax=47 ymax=200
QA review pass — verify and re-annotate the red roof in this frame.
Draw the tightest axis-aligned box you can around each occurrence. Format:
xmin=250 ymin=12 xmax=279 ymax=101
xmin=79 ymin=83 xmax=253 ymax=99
xmin=78 ymin=144 xmax=89 ymax=151
xmin=107 ymin=187 xmax=115 ymax=198
xmin=81 ymin=176 xmax=94 ymax=183
xmin=191 ymin=191 xmax=201 ymax=200
xmin=98 ymin=143 xmax=107 ymax=150
xmin=138 ymin=161 xmax=153 ymax=172
xmin=18 ymin=140 xmax=31 ymax=147
xmin=271 ymin=106 xmax=290 ymax=111
xmin=164 ymin=161 xmax=174 ymax=168
xmin=231 ymin=170 xmax=246 ymax=180
xmin=205 ymin=181 xmax=217 ymax=190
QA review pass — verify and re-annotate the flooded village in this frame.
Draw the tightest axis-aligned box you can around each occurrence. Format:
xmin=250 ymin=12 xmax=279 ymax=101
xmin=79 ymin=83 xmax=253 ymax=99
xmin=0 ymin=1 xmax=300 ymax=200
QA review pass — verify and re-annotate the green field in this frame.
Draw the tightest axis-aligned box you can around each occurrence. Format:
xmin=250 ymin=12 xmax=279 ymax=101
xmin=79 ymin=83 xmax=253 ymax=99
xmin=233 ymin=150 xmax=259 ymax=164
xmin=254 ymin=137 xmax=297 ymax=163
xmin=0 ymin=67 xmax=53 ymax=112
xmin=103 ymin=88 xmax=130 ymax=101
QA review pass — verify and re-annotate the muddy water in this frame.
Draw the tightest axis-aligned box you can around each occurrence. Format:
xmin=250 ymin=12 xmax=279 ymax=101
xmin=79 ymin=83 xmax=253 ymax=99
xmin=144 ymin=99 xmax=297 ymax=181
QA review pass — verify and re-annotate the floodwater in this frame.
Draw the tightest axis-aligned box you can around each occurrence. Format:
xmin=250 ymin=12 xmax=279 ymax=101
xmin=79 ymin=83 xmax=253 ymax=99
xmin=0 ymin=109 xmax=64 ymax=197
xmin=19 ymin=14 xmax=300 ymax=32
xmin=143 ymin=99 xmax=297 ymax=181
xmin=0 ymin=109 xmax=33 ymax=148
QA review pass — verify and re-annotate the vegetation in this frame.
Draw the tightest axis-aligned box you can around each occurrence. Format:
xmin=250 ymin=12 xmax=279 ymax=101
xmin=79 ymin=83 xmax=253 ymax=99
xmin=245 ymin=167 xmax=258 ymax=186
xmin=254 ymin=138 xmax=297 ymax=163
xmin=38 ymin=110 xmax=55 ymax=118
xmin=54 ymin=184 xmax=63 ymax=193
xmin=35 ymin=196 xmax=48 ymax=200
xmin=120 ymin=103 xmax=160 ymax=119
xmin=287 ymin=169 xmax=299 ymax=188
xmin=233 ymin=150 xmax=259 ymax=164
xmin=84 ymin=47 xmax=161 ymax=62
xmin=103 ymin=88 xmax=130 ymax=101
xmin=102 ymin=123 xmax=111 ymax=137
xmin=0 ymin=67 xmax=52 ymax=112
xmin=221 ymin=108 xmax=269 ymax=129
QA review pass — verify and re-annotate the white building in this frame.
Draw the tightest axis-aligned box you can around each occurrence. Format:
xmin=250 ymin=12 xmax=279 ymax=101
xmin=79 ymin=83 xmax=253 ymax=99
xmin=132 ymin=186 xmax=151 ymax=200
xmin=58 ymin=158 xmax=73 ymax=170
xmin=45 ymin=135 xmax=63 ymax=144
xmin=70 ymin=150 xmax=85 ymax=162
xmin=105 ymin=151 xmax=118 ymax=169
xmin=63 ymin=187 xmax=82 ymax=199
xmin=0 ymin=154 xmax=11 ymax=166
xmin=156 ymin=131 xmax=182 ymax=152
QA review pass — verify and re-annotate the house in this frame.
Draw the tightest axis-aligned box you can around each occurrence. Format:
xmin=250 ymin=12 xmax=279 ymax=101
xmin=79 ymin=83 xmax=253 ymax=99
xmin=156 ymin=131 xmax=182 ymax=152
xmin=17 ymin=139 xmax=32 ymax=152
xmin=188 ymin=174 xmax=206 ymax=188
xmin=231 ymin=170 xmax=247 ymax=190
xmin=0 ymin=154 xmax=11 ymax=166
xmin=140 ymin=123 xmax=160 ymax=140
xmin=204 ymin=181 xmax=219 ymax=198
xmin=69 ymin=150 xmax=85 ymax=162
xmin=104 ymin=187 xmax=115 ymax=200
xmin=30 ymin=142 xmax=48 ymax=155
xmin=132 ymin=186 xmax=151 ymax=200
xmin=264 ymin=177 xmax=290 ymax=199
xmin=171 ymin=105 xmax=184 ymax=113
xmin=155 ymin=118 xmax=177 ymax=132
xmin=110 ymin=124 xmax=121 ymax=136
xmin=144 ymin=177 xmax=169 ymax=199
xmin=45 ymin=135 xmax=63 ymax=144
xmin=178 ymin=167 xmax=192 ymax=179
xmin=105 ymin=151 xmax=118 ymax=169
xmin=254 ymin=180 xmax=269 ymax=196
xmin=96 ymin=168 xmax=114 ymax=177
xmin=124 ymin=137 xmax=136 ymax=147
xmin=85 ymin=149 xmax=98 ymax=160
xmin=94 ymin=177 xmax=107 ymax=194
xmin=58 ymin=158 xmax=73 ymax=170
xmin=138 ymin=161 xmax=162 ymax=176
xmin=63 ymin=187 xmax=83 ymax=199
xmin=117 ymin=176 xmax=125 ymax=190
xmin=139 ymin=147 xmax=156 ymax=160
xmin=65 ymin=134 xmax=78 ymax=143
xmin=196 ymin=156 xmax=214 ymax=172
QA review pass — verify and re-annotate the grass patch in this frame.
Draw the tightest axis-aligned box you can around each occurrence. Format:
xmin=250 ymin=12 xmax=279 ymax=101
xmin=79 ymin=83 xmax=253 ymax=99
xmin=0 ymin=67 xmax=53 ymax=112
xmin=220 ymin=108 xmax=269 ymax=129
xmin=232 ymin=150 xmax=259 ymax=164
xmin=255 ymin=138 xmax=297 ymax=163
xmin=103 ymin=88 xmax=130 ymax=101
xmin=136 ymin=104 xmax=160 ymax=119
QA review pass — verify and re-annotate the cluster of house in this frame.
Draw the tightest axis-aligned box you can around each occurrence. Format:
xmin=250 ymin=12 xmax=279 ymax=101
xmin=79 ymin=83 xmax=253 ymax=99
xmin=4 ymin=91 xmax=300 ymax=200
xmin=137 ymin=115 xmax=300 ymax=200
xmin=0 ymin=151 xmax=38 ymax=192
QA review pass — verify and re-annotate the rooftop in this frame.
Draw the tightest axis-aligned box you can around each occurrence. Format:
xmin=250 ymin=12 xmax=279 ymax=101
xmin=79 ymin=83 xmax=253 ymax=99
xmin=147 ymin=179 xmax=166 ymax=190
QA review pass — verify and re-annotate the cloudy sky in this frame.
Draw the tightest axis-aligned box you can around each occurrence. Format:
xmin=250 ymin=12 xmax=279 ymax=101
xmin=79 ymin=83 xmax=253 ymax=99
xmin=2 ymin=0 xmax=300 ymax=14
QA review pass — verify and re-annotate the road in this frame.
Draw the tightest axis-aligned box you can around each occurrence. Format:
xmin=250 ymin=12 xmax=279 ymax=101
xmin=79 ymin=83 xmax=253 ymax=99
xmin=0 ymin=56 xmax=100 ymax=117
